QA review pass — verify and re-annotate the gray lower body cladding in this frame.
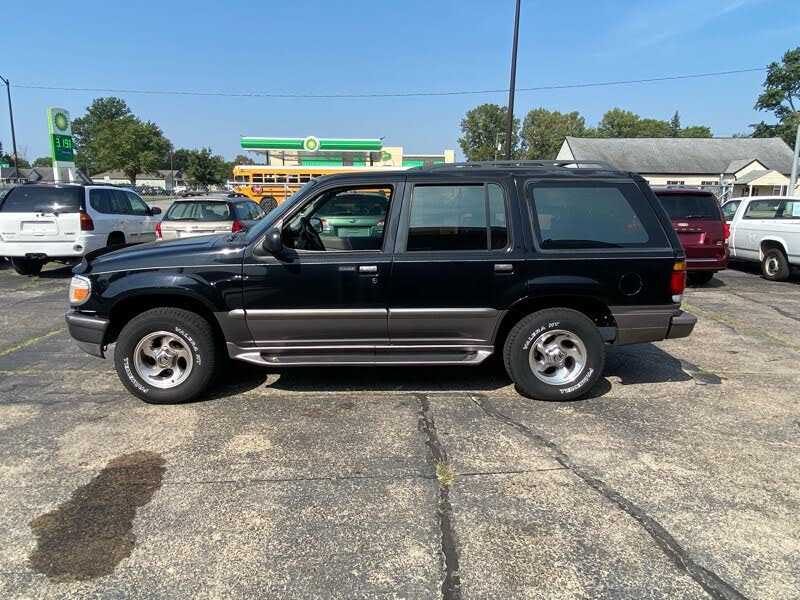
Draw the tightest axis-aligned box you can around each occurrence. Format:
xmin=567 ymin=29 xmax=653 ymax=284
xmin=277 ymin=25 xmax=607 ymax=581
xmin=610 ymin=305 xmax=696 ymax=345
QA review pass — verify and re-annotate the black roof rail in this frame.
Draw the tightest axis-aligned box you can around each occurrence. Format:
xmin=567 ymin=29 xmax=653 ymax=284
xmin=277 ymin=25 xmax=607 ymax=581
xmin=422 ymin=159 xmax=616 ymax=171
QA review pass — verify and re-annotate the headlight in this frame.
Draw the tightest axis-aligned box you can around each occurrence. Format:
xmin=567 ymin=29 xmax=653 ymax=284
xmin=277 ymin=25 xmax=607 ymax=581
xmin=69 ymin=276 xmax=92 ymax=305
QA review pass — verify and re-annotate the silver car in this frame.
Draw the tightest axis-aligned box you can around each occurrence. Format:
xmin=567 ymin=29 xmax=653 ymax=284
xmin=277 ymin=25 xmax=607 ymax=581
xmin=156 ymin=196 xmax=266 ymax=240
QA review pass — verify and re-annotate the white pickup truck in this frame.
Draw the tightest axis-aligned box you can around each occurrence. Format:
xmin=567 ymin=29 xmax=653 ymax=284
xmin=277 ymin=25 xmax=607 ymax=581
xmin=724 ymin=196 xmax=800 ymax=281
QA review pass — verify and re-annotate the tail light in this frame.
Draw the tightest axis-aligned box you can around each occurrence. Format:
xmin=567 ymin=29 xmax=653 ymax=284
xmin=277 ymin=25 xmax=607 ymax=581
xmin=155 ymin=222 xmax=162 ymax=240
xmin=670 ymin=260 xmax=686 ymax=303
xmin=231 ymin=220 xmax=245 ymax=233
xmin=79 ymin=212 xmax=94 ymax=231
xmin=723 ymin=222 xmax=730 ymax=241
xmin=320 ymin=218 xmax=332 ymax=233
xmin=375 ymin=219 xmax=385 ymax=232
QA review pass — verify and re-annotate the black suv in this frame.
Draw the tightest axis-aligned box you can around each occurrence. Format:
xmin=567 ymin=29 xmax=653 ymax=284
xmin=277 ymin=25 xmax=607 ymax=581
xmin=66 ymin=161 xmax=696 ymax=404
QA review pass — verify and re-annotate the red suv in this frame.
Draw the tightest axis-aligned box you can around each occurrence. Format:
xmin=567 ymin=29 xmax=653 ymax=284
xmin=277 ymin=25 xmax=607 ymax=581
xmin=654 ymin=188 xmax=728 ymax=285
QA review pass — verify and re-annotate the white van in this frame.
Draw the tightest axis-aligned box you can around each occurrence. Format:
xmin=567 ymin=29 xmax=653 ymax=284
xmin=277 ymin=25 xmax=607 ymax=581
xmin=0 ymin=184 xmax=161 ymax=275
xmin=727 ymin=196 xmax=800 ymax=281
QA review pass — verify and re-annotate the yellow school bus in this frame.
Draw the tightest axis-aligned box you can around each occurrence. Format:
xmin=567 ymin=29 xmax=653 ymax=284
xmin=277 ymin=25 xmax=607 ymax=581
xmin=231 ymin=165 xmax=408 ymax=210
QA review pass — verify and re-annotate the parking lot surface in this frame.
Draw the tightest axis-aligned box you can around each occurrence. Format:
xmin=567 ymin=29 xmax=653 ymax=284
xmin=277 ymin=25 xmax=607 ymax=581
xmin=1 ymin=260 xmax=798 ymax=599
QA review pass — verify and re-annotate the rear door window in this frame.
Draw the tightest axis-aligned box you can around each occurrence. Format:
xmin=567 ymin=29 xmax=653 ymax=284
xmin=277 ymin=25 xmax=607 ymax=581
xmin=528 ymin=182 xmax=667 ymax=249
xmin=405 ymin=183 xmax=508 ymax=251
xmin=656 ymin=193 xmax=720 ymax=220
xmin=0 ymin=187 xmax=83 ymax=213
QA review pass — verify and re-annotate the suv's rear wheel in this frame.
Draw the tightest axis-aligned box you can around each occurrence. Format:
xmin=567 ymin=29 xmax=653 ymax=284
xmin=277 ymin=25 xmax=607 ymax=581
xmin=761 ymin=248 xmax=790 ymax=281
xmin=503 ymin=308 xmax=605 ymax=401
xmin=114 ymin=307 xmax=216 ymax=404
xmin=10 ymin=257 xmax=44 ymax=276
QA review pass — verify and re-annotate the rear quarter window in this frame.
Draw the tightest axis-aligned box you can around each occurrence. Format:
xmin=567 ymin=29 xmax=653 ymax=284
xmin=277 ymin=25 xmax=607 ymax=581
xmin=0 ymin=187 xmax=84 ymax=213
xmin=527 ymin=182 xmax=668 ymax=250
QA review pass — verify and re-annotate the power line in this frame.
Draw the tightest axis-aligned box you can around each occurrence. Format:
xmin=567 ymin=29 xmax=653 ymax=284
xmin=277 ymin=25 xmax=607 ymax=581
xmin=13 ymin=67 xmax=765 ymax=100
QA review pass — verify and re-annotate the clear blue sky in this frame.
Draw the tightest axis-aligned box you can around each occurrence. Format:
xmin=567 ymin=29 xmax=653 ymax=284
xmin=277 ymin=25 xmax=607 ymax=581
xmin=2 ymin=0 xmax=798 ymax=161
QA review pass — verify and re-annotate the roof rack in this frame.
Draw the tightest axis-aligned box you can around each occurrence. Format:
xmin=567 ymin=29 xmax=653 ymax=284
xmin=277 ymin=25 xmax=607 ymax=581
xmin=423 ymin=160 xmax=616 ymax=171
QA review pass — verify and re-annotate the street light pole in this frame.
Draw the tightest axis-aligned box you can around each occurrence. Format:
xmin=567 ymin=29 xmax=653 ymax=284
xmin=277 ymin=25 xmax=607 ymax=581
xmin=505 ymin=0 xmax=522 ymax=160
xmin=0 ymin=75 xmax=20 ymax=179
xmin=789 ymin=121 xmax=800 ymax=197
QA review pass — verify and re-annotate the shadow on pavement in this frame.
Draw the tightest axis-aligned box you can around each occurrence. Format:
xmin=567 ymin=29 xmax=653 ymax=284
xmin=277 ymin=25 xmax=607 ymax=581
xmin=605 ymin=343 xmax=693 ymax=385
xmin=39 ymin=264 xmax=76 ymax=279
xmin=198 ymin=345 xmax=690 ymax=403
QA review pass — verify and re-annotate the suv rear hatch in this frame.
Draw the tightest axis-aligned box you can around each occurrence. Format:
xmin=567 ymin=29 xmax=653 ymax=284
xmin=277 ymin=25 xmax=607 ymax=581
xmin=0 ymin=186 xmax=85 ymax=244
xmin=158 ymin=200 xmax=233 ymax=239
xmin=655 ymin=191 xmax=727 ymax=266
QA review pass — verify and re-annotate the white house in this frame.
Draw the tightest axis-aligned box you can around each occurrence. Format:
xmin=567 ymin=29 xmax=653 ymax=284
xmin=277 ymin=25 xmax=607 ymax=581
xmin=556 ymin=137 xmax=798 ymax=198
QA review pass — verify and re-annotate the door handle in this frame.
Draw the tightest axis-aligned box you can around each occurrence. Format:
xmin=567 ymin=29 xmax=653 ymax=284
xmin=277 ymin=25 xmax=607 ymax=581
xmin=359 ymin=265 xmax=378 ymax=273
xmin=494 ymin=263 xmax=513 ymax=273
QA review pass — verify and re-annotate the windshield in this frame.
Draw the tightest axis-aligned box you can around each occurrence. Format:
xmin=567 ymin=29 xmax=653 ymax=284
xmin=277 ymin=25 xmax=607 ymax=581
xmin=243 ymin=179 xmax=322 ymax=242
xmin=164 ymin=201 xmax=232 ymax=221
xmin=0 ymin=186 xmax=84 ymax=213
xmin=656 ymin=193 xmax=719 ymax=220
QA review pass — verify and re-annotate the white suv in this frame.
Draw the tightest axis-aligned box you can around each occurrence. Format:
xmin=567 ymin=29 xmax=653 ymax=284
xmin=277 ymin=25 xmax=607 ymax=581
xmin=0 ymin=184 xmax=161 ymax=275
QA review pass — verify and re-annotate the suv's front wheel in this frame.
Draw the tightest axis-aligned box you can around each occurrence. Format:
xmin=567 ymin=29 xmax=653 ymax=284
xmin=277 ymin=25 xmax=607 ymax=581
xmin=503 ymin=308 xmax=605 ymax=401
xmin=114 ymin=308 xmax=217 ymax=404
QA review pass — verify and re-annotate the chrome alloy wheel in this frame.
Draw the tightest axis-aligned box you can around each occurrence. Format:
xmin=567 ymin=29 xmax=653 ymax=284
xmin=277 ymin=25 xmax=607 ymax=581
xmin=133 ymin=331 xmax=194 ymax=389
xmin=765 ymin=256 xmax=780 ymax=277
xmin=528 ymin=329 xmax=587 ymax=386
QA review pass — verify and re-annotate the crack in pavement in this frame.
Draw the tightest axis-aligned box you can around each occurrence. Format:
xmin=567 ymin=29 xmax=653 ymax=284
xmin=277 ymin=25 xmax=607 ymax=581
xmin=470 ymin=394 xmax=750 ymax=600
xmin=416 ymin=394 xmax=462 ymax=600
xmin=723 ymin=290 xmax=800 ymax=324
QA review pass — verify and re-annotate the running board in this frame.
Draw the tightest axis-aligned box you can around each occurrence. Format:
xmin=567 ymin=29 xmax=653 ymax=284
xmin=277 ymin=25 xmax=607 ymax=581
xmin=227 ymin=343 xmax=493 ymax=367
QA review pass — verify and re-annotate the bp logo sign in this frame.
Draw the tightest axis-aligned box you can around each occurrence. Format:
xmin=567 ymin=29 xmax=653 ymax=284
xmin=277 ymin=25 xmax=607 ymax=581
xmin=303 ymin=136 xmax=320 ymax=152
xmin=53 ymin=111 xmax=70 ymax=132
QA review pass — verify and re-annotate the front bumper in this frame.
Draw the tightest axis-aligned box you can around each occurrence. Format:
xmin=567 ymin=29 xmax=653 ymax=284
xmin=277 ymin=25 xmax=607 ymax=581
xmin=65 ymin=310 xmax=109 ymax=358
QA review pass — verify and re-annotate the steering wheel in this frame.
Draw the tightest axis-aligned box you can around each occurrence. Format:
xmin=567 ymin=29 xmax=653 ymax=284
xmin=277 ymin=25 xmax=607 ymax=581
xmin=297 ymin=217 xmax=325 ymax=251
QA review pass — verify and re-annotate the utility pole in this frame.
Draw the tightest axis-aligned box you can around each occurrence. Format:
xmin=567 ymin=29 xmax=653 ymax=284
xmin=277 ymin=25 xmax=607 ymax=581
xmin=505 ymin=0 xmax=521 ymax=160
xmin=790 ymin=121 xmax=800 ymax=197
xmin=0 ymin=75 xmax=20 ymax=179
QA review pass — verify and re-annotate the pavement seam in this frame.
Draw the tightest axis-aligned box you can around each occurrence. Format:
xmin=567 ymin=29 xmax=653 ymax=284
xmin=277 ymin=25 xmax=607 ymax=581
xmin=0 ymin=328 xmax=64 ymax=359
xmin=470 ymin=394 xmax=751 ymax=600
xmin=416 ymin=393 xmax=462 ymax=600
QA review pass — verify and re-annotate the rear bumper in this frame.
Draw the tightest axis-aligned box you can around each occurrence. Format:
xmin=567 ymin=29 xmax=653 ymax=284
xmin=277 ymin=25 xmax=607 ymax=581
xmin=610 ymin=305 xmax=696 ymax=345
xmin=65 ymin=310 xmax=109 ymax=358
xmin=0 ymin=234 xmax=106 ymax=258
xmin=666 ymin=310 xmax=697 ymax=340
xmin=686 ymin=256 xmax=727 ymax=272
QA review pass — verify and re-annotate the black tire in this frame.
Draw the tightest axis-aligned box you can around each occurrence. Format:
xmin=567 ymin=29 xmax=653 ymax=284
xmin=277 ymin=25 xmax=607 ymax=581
xmin=761 ymin=248 xmax=790 ymax=282
xmin=687 ymin=271 xmax=714 ymax=286
xmin=503 ymin=308 xmax=605 ymax=401
xmin=107 ymin=232 xmax=126 ymax=248
xmin=259 ymin=196 xmax=278 ymax=213
xmin=10 ymin=257 xmax=44 ymax=276
xmin=114 ymin=307 xmax=217 ymax=404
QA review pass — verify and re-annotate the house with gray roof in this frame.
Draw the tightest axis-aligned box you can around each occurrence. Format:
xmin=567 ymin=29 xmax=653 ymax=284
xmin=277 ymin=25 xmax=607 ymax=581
xmin=556 ymin=137 xmax=798 ymax=198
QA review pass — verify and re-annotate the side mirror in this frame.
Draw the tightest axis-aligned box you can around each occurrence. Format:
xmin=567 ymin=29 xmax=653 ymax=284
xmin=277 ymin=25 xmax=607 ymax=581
xmin=308 ymin=217 xmax=324 ymax=233
xmin=150 ymin=206 xmax=162 ymax=215
xmin=262 ymin=227 xmax=283 ymax=254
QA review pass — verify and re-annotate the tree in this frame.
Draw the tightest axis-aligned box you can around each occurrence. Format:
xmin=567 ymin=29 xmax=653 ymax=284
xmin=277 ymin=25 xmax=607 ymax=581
xmin=753 ymin=46 xmax=800 ymax=148
xmin=166 ymin=148 xmax=194 ymax=172
xmin=232 ymin=154 xmax=255 ymax=165
xmin=669 ymin=111 xmax=682 ymax=136
xmin=597 ymin=108 xmax=644 ymax=138
xmin=458 ymin=103 xmax=521 ymax=160
xmin=33 ymin=156 xmax=53 ymax=167
xmin=185 ymin=148 xmax=228 ymax=186
xmin=72 ymin=97 xmax=133 ymax=174
xmin=521 ymin=108 xmax=586 ymax=159
xmin=679 ymin=125 xmax=713 ymax=138
xmin=94 ymin=117 xmax=172 ymax=185
xmin=637 ymin=118 xmax=673 ymax=137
